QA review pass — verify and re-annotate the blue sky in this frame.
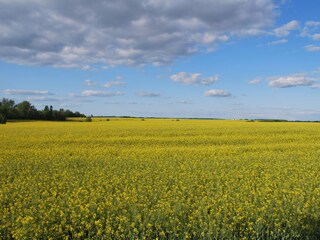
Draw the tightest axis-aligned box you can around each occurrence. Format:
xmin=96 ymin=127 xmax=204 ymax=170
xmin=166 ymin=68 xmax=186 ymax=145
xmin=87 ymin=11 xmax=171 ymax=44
xmin=0 ymin=0 xmax=320 ymax=120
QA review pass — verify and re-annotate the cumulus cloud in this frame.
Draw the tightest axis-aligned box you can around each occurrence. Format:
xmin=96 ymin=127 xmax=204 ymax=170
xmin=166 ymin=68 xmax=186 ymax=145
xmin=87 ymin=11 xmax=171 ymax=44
xmin=268 ymin=39 xmax=288 ymax=45
xmin=81 ymin=90 xmax=124 ymax=97
xmin=273 ymin=20 xmax=299 ymax=37
xmin=268 ymin=74 xmax=317 ymax=88
xmin=204 ymin=89 xmax=231 ymax=97
xmin=249 ymin=78 xmax=261 ymax=84
xmin=300 ymin=21 xmax=320 ymax=37
xmin=0 ymin=0 xmax=276 ymax=67
xmin=2 ymin=89 xmax=54 ymax=95
xmin=171 ymin=72 xmax=218 ymax=85
xmin=305 ymin=45 xmax=320 ymax=52
xmin=135 ymin=91 xmax=160 ymax=97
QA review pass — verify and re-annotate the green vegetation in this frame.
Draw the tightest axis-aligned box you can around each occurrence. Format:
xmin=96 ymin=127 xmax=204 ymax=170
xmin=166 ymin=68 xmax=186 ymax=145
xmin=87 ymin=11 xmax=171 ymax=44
xmin=0 ymin=98 xmax=85 ymax=123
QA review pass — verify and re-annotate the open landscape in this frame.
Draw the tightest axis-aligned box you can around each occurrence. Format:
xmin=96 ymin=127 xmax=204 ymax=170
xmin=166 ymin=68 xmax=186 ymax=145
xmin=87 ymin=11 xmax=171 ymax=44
xmin=1 ymin=0 xmax=320 ymax=239
xmin=1 ymin=119 xmax=320 ymax=239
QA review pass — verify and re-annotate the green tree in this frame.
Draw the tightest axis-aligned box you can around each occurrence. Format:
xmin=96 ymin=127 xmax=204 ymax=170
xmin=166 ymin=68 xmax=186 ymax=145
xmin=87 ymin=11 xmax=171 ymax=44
xmin=0 ymin=101 xmax=7 ymax=124
xmin=0 ymin=98 xmax=16 ymax=124
xmin=0 ymin=113 xmax=6 ymax=124
xmin=42 ymin=105 xmax=51 ymax=120
xmin=0 ymin=98 xmax=85 ymax=121
xmin=16 ymin=101 xmax=37 ymax=119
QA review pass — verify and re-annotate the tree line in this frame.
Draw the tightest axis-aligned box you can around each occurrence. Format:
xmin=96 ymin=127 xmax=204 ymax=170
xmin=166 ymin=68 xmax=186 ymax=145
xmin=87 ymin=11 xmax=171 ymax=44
xmin=0 ymin=98 xmax=85 ymax=124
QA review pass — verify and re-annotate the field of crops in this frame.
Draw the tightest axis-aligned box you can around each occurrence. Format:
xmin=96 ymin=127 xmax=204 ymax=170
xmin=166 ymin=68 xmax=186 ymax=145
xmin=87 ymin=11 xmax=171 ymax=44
xmin=1 ymin=119 xmax=320 ymax=239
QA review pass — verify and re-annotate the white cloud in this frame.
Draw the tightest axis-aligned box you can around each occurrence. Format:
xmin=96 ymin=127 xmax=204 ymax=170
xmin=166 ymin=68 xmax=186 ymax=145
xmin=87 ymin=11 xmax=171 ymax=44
xmin=26 ymin=97 xmax=65 ymax=102
xmin=69 ymin=93 xmax=87 ymax=98
xmin=135 ymin=91 xmax=160 ymax=97
xmin=81 ymin=65 xmax=93 ymax=71
xmin=103 ymin=81 xmax=126 ymax=88
xmin=170 ymin=72 xmax=218 ymax=85
xmin=0 ymin=0 xmax=276 ymax=67
xmin=300 ymin=21 xmax=320 ymax=37
xmin=274 ymin=20 xmax=299 ymax=37
xmin=312 ymin=34 xmax=320 ymax=41
xmin=81 ymin=90 xmax=124 ymax=97
xmin=204 ymin=89 xmax=231 ymax=97
xmin=305 ymin=45 xmax=320 ymax=52
xmin=84 ymin=80 xmax=97 ymax=87
xmin=306 ymin=21 xmax=320 ymax=27
xmin=201 ymin=34 xmax=229 ymax=44
xmin=311 ymin=84 xmax=320 ymax=89
xmin=2 ymin=89 xmax=54 ymax=95
xmin=249 ymin=78 xmax=261 ymax=84
xmin=268 ymin=74 xmax=317 ymax=88
xmin=103 ymin=76 xmax=126 ymax=88
xmin=268 ymin=39 xmax=288 ymax=45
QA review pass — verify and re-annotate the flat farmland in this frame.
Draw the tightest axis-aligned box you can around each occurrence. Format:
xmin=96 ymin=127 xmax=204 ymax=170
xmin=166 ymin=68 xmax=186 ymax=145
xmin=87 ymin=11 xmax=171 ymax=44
xmin=1 ymin=119 xmax=320 ymax=239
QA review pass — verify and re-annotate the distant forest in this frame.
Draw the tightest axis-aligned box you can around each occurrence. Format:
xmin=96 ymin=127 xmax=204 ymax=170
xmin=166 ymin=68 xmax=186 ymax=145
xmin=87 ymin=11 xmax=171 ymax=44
xmin=0 ymin=98 xmax=85 ymax=124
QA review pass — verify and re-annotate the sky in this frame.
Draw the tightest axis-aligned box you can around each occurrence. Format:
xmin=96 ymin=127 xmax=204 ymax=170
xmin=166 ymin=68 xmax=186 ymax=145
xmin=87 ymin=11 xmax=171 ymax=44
xmin=0 ymin=0 xmax=320 ymax=120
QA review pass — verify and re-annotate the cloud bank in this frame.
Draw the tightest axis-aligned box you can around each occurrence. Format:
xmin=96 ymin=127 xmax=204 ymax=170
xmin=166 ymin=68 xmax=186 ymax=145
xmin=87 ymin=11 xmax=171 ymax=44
xmin=0 ymin=0 xmax=276 ymax=67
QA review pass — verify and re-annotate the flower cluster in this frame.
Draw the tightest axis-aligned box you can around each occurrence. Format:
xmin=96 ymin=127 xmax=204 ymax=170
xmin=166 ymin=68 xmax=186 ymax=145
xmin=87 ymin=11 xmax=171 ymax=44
xmin=0 ymin=120 xmax=320 ymax=239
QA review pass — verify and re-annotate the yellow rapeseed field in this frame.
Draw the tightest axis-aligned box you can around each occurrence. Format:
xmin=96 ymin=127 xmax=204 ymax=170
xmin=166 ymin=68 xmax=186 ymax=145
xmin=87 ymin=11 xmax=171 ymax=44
xmin=1 ymin=119 xmax=320 ymax=239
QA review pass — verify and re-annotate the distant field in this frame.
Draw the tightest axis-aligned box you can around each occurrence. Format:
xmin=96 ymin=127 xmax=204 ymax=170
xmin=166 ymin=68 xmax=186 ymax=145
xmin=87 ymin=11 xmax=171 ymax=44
xmin=1 ymin=119 xmax=320 ymax=239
